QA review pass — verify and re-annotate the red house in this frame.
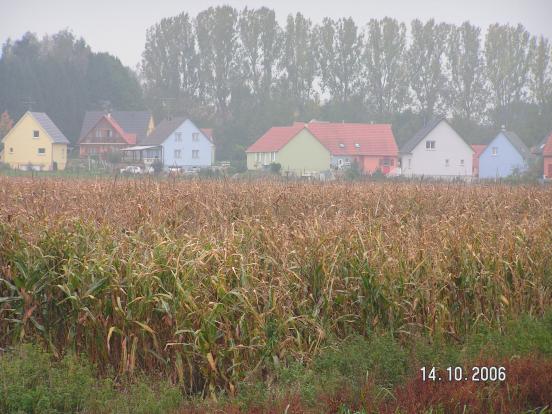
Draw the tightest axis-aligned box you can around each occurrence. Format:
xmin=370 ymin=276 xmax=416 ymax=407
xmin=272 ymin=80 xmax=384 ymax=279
xmin=304 ymin=122 xmax=398 ymax=174
xmin=543 ymin=131 xmax=552 ymax=179
xmin=78 ymin=114 xmax=137 ymax=158
xmin=471 ymin=144 xmax=487 ymax=177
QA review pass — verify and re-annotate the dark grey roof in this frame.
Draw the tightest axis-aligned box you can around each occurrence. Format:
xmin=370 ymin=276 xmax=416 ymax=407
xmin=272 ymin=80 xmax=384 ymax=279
xmin=141 ymin=117 xmax=188 ymax=146
xmin=500 ymin=131 xmax=530 ymax=159
xmin=79 ymin=111 xmax=152 ymax=143
xmin=400 ymin=117 xmax=447 ymax=154
xmin=30 ymin=112 xmax=69 ymax=144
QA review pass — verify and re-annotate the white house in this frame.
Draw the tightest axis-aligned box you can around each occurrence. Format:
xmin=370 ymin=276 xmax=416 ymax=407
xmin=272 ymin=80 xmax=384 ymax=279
xmin=122 ymin=117 xmax=215 ymax=170
xmin=400 ymin=118 xmax=474 ymax=178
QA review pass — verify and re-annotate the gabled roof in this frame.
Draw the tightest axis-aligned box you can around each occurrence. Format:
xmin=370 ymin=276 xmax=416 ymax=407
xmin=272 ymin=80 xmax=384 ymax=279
xmin=79 ymin=111 xmax=152 ymax=143
xmin=80 ymin=114 xmax=137 ymax=145
xmin=246 ymin=124 xmax=306 ymax=153
xmin=29 ymin=112 xmax=70 ymax=144
xmin=246 ymin=121 xmax=398 ymax=156
xmin=141 ymin=117 xmax=187 ymax=146
xmin=400 ymin=117 xmax=448 ymax=154
xmin=306 ymin=122 xmax=397 ymax=156
xmin=471 ymin=144 xmax=487 ymax=159
xmin=141 ymin=117 xmax=213 ymax=146
xmin=500 ymin=131 xmax=530 ymax=159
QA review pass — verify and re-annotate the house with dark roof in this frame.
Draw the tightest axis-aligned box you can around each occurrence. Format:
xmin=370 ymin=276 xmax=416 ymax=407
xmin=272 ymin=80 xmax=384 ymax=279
xmin=1 ymin=111 xmax=69 ymax=171
xmin=78 ymin=113 xmax=142 ymax=159
xmin=121 ymin=117 xmax=215 ymax=170
xmin=79 ymin=111 xmax=154 ymax=144
xmin=246 ymin=121 xmax=398 ymax=175
xmin=478 ymin=128 xmax=530 ymax=178
xmin=400 ymin=118 xmax=473 ymax=178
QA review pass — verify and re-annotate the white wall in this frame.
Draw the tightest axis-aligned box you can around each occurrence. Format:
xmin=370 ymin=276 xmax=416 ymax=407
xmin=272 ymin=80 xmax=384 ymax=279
xmin=401 ymin=121 xmax=473 ymax=177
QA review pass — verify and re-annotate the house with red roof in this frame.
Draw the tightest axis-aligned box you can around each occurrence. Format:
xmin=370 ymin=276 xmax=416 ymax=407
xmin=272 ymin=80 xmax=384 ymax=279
xmin=542 ymin=131 xmax=552 ymax=179
xmin=78 ymin=113 xmax=138 ymax=159
xmin=246 ymin=121 xmax=398 ymax=176
xmin=471 ymin=144 xmax=487 ymax=177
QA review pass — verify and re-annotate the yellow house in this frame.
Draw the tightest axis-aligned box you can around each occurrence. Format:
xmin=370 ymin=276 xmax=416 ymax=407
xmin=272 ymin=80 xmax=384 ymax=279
xmin=246 ymin=124 xmax=331 ymax=175
xmin=1 ymin=111 xmax=69 ymax=171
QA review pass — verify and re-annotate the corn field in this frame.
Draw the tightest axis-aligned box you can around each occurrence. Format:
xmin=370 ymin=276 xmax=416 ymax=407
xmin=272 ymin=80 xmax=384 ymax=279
xmin=0 ymin=177 xmax=551 ymax=396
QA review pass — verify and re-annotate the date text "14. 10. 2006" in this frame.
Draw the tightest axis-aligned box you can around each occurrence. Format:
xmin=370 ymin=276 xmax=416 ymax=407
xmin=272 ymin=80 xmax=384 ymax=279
xmin=420 ymin=366 xmax=506 ymax=382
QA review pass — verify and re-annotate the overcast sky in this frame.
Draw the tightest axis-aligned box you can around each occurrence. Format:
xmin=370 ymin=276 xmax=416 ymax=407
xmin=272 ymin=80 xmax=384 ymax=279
xmin=2 ymin=0 xmax=551 ymax=69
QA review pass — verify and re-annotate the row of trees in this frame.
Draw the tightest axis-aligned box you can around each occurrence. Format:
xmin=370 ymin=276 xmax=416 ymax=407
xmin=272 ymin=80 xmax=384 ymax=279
xmin=0 ymin=8 xmax=550 ymax=160
xmin=0 ymin=31 xmax=145 ymax=141
xmin=142 ymin=7 xmax=552 ymax=159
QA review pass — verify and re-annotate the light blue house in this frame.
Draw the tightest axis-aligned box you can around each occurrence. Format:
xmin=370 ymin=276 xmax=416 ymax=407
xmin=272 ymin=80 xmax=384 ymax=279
xmin=122 ymin=117 xmax=215 ymax=170
xmin=478 ymin=129 xmax=529 ymax=179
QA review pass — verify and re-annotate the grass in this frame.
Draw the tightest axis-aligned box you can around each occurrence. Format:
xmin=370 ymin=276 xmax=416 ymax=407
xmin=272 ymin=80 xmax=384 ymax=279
xmin=0 ymin=176 xmax=551 ymax=411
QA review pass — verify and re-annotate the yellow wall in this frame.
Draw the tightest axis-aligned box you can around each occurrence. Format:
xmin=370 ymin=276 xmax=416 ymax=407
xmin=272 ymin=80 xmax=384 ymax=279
xmin=1 ymin=112 xmax=67 ymax=171
xmin=247 ymin=129 xmax=330 ymax=175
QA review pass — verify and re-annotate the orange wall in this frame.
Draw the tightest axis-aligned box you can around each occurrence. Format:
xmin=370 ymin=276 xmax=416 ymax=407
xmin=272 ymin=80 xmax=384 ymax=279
xmin=361 ymin=156 xmax=398 ymax=174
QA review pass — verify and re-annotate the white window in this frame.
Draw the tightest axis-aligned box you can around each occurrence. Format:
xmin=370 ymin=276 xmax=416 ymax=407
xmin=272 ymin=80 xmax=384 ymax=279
xmin=256 ymin=153 xmax=261 ymax=162
xmin=445 ymin=159 xmax=450 ymax=167
xmin=271 ymin=152 xmax=276 ymax=162
xmin=95 ymin=129 xmax=101 ymax=138
xmin=192 ymin=132 xmax=199 ymax=142
xmin=175 ymin=132 xmax=182 ymax=142
xmin=460 ymin=159 xmax=465 ymax=166
xmin=192 ymin=150 xmax=199 ymax=159
xmin=37 ymin=148 xmax=46 ymax=156
xmin=492 ymin=147 xmax=498 ymax=156
xmin=338 ymin=159 xmax=343 ymax=167
xmin=426 ymin=140 xmax=436 ymax=150
xmin=106 ymin=129 xmax=113 ymax=138
xmin=9 ymin=147 xmax=13 ymax=153
xmin=174 ymin=149 xmax=181 ymax=159
xmin=33 ymin=130 xmax=39 ymax=138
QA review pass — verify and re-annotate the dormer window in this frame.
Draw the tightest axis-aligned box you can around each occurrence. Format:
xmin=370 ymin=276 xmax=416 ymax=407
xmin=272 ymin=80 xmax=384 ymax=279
xmin=354 ymin=143 xmax=360 ymax=148
xmin=426 ymin=140 xmax=436 ymax=150
xmin=33 ymin=130 xmax=39 ymax=138
xmin=339 ymin=143 xmax=345 ymax=148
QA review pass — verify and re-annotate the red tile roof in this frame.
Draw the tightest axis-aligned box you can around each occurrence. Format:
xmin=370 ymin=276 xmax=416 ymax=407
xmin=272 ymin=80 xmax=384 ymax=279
xmin=200 ymin=128 xmax=214 ymax=143
xmin=246 ymin=121 xmax=398 ymax=156
xmin=246 ymin=124 xmax=305 ymax=153
xmin=543 ymin=132 xmax=552 ymax=156
xmin=471 ymin=144 xmax=487 ymax=159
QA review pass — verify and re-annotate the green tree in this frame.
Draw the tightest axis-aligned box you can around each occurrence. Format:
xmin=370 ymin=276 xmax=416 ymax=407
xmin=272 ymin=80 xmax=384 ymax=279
xmin=485 ymin=24 xmax=533 ymax=127
xmin=196 ymin=6 xmax=240 ymax=118
xmin=447 ymin=22 xmax=487 ymax=123
xmin=407 ymin=19 xmax=450 ymax=120
xmin=279 ymin=13 xmax=319 ymax=117
xmin=363 ymin=18 xmax=409 ymax=119
xmin=317 ymin=17 xmax=363 ymax=104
